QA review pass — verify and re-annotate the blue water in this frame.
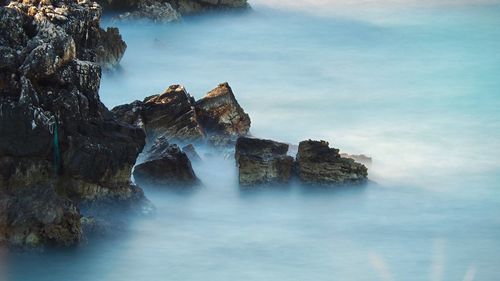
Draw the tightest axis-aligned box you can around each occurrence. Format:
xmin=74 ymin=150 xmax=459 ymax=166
xmin=4 ymin=2 xmax=500 ymax=280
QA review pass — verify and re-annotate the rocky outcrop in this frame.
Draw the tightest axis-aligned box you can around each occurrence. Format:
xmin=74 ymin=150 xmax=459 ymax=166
xmin=296 ymin=140 xmax=368 ymax=185
xmin=97 ymin=0 xmax=249 ymax=16
xmin=340 ymin=153 xmax=372 ymax=166
xmin=114 ymin=0 xmax=181 ymax=23
xmin=133 ymin=138 xmax=199 ymax=187
xmin=0 ymin=1 xmax=145 ymax=249
xmin=235 ymin=137 xmax=294 ymax=186
xmin=112 ymin=82 xmax=250 ymax=148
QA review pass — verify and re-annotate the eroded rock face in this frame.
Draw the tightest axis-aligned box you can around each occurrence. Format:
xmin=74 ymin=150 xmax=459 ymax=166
xmin=0 ymin=1 xmax=145 ymax=249
xmin=235 ymin=137 xmax=294 ymax=186
xmin=196 ymin=82 xmax=251 ymax=137
xmin=296 ymin=140 xmax=368 ymax=185
xmin=182 ymin=144 xmax=201 ymax=162
xmin=133 ymin=138 xmax=199 ymax=187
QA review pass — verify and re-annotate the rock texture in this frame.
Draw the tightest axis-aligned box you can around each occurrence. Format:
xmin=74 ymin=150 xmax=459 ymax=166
xmin=133 ymin=138 xmax=199 ymax=187
xmin=235 ymin=137 xmax=294 ymax=186
xmin=114 ymin=0 xmax=180 ymax=23
xmin=196 ymin=82 xmax=251 ymax=137
xmin=112 ymin=82 xmax=251 ymax=150
xmin=97 ymin=0 xmax=248 ymax=16
xmin=0 ymin=1 xmax=145 ymax=249
xmin=296 ymin=140 xmax=368 ymax=185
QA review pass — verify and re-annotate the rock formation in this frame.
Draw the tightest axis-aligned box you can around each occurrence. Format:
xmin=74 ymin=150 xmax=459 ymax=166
xmin=235 ymin=137 xmax=294 ymax=186
xmin=114 ymin=0 xmax=181 ymax=23
xmin=133 ymin=138 xmax=199 ymax=187
xmin=97 ymin=0 xmax=249 ymax=17
xmin=296 ymin=140 xmax=368 ymax=185
xmin=112 ymin=82 xmax=251 ymax=148
xmin=196 ymin=82 xmax=251 ymax=137
xmin=0 ymin=0 xmax=145 ymax=249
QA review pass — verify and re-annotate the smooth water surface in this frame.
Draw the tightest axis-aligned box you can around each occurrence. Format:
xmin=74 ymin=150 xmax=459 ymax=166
xmin=5 ymin=1 xmax=500 ymax=280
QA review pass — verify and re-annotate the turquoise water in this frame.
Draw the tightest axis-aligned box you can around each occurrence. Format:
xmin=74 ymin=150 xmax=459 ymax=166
xmin=5 ymin=2 xmax=500 ymax=280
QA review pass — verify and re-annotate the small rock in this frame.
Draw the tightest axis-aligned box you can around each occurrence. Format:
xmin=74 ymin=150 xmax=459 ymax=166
xmin=296 ymin=140 xmax=368 ymax=185
xmin=133 ymin=138 xmax=199 ymax=187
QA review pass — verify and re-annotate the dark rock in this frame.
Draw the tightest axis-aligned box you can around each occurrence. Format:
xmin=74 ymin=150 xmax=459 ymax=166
xmin=195 ymin=82 xmax=251 ymax=137
xmin=296 ymin=140 xmax=368 ymax=185
xmin=182 ymin=144 xmax=201 ymax=162
xmin=235 ymin=137 xmax=294 ymax=186
xmin=133 ymin=138 xmax=199 ymax=187
xmin=0 ymin=185 xmax=82 ymax=249
xmin=0 ymin=1 xmax=146 ymax=249
xmin=97 ymin=0 xmax=249 ymax=15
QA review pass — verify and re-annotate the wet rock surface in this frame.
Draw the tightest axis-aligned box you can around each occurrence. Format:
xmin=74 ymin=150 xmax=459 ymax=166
xmin=296 ymin=140 xmax=368 ymax=185
xmin=235 ymin=137 xmax=294 ymax=186
xmin=0 ymin=0 xmax=145 ymax=249
xmin=133 ymin=138 xmax=199 ymax=187
xmin=182 ymin=144 xmax=201 ymax=162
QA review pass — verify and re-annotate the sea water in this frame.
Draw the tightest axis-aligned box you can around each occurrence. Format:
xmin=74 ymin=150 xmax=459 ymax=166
xmin=4 ymin=1 xmax=500 ymax=280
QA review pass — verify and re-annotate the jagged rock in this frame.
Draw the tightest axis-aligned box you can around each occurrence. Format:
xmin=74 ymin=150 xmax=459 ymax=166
xmin=195 ymin=82 xmax=251 ymax=137
xmin=0 ymin=1 xmax=146 ymax=249
xmin=182 ymin=144 xmax=201 ymax=162
xmin=133 ymin=138 xmax=199 ymax=187
xmin=114 ymin=0 xmax=181 ymax=22
xmin=235 ymin=137 xmax=294 ymax=186
xmin=296 ymin=140 xmax=368 ymax=185
xmin=111 ymin=100 xmax=145 ymax=128
xmin=141 ymin=85 xmax=205 ymax=142
xmin=4 ymin=0 xmax=126 ymax=70
xmin=0 ymin=185 xmax=82 ymax=249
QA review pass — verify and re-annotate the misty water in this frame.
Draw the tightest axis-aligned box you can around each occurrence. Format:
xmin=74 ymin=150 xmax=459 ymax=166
xmin=5 ymin=1 xmax=500 ymax=280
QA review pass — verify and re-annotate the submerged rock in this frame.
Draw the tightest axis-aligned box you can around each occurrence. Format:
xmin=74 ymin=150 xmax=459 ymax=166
xmin=340 ymin=153 xmax=372 ymax=166
xmin=133 ymin=138 xmax=199 ymax=187
xmin=295 ymin=140 xmax=368 ymax=185
xmin=235 ymin=137 xmax=294 ymax=186
xmin=0 ymin=1 xmax=146 ymax=249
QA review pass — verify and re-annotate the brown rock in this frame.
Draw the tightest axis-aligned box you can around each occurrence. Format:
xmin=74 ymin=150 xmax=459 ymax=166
xmin=235 ymin=137 xmax=294 ymax=186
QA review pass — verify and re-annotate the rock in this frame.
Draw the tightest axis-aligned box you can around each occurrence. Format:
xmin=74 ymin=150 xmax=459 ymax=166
xmin=114 ymin=0 xmax=181 ymax=22
xmin=133 ymin=138 xmax=199 ymax=187
xmin=295 ymin=140 xmax=368 ymax=185
xmin=340 ymin=153 xmax=372 ymax=166
xmin=182 ymin=144 xmax=201 ymax=162
xmin=0 ymin=1 xmax=146 ymax=249
xmin=235 ymin=137 xmax=294 ymax=186
xmin=113 ymin=82 xmax=251 ymax=148
xmin=0 ymin=185 xmax=82 ymax=249
xmin=195 ymin=82 xmax=251 ymax=137
xmin=141 ymin=85 xmax=205 ymax=142
xmin=96 ymin=0 xmax=249 ymax=15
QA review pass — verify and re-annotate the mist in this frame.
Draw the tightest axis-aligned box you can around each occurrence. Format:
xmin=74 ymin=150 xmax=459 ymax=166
xmin=5 ymin=1 xmax=500 ymax=280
